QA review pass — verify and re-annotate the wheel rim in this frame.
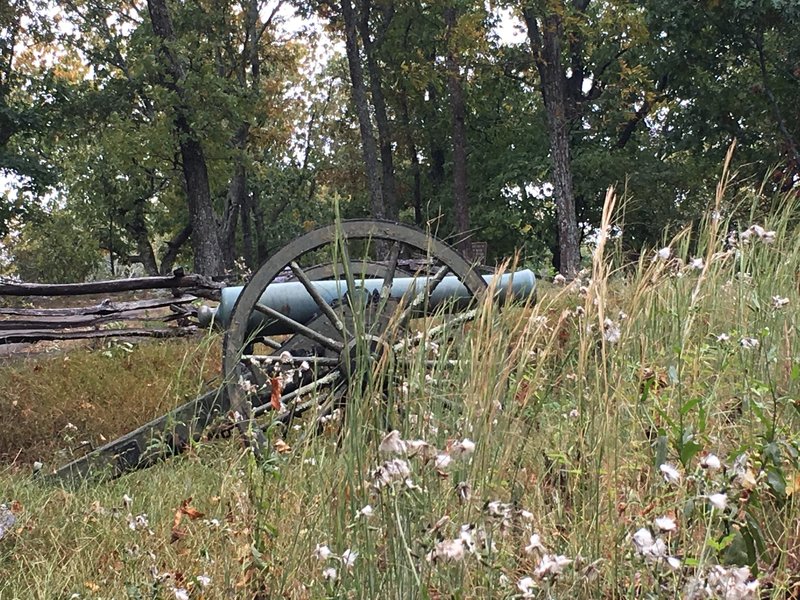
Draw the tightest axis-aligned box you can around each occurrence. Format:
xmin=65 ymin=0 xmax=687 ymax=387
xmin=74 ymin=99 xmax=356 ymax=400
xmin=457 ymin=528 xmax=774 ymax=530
xmin=222 ymin=220 xmax=488 ymax=454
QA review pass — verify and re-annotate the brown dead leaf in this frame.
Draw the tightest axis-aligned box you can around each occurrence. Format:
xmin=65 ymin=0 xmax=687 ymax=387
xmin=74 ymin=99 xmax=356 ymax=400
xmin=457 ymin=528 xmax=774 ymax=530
xmin=270 ymin=376 xmax=282 ymax=411
xmin=171 ymin=509 xmax=184 ymax=543
xmin=84 ymin=581 xmax=100 ymax=593
xmin=180 ymin=497 xmax=205 ymax=520
xmin=274 ymin=439 xmax=291 ymax=454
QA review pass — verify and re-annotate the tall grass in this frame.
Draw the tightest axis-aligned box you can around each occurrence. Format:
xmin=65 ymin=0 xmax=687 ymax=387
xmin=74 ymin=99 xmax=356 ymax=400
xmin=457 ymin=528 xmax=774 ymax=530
xmin=1 ymin=178 xmax=798 ymax=599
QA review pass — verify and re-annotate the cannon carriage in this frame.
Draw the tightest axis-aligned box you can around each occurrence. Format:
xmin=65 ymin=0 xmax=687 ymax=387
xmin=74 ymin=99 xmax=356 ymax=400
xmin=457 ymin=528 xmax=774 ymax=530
xmin=49 ymin=220 xmax=536 ymax=483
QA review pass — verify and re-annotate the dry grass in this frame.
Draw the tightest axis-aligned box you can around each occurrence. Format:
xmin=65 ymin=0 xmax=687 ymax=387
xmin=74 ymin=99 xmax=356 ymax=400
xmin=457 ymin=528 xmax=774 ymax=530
xmin=1 ymin=183 xmax=799 ymax=599
xmin=0 ymin=334 xmax=221 ymax=465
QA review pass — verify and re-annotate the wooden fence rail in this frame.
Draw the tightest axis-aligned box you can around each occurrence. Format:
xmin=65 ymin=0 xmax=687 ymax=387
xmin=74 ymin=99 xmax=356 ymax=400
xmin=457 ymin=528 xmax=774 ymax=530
xmin=0 ymin=271 xmax=221 ymax=347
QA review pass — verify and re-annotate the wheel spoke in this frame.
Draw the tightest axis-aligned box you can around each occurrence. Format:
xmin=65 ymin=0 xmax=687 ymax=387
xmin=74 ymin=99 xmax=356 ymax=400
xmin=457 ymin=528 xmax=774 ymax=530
xmin=253 ymin=335 xmax=283 ymax=350
xmin=243 ymin=354 xmax=340 ymax=367
xmin=392 ymin=308 xmax=477 ymax=352
xmin=380 ymin=242 xmax=401 ymax=300
xmin=253 ymin=302 xmax=344 ymax=353
xmin=289 ymin=260 xmax=348 ymax=336
xmin=396 ymin=264 xmax=451 ymax=326
xmin=252 ymin=369 xmax=342 ymax=418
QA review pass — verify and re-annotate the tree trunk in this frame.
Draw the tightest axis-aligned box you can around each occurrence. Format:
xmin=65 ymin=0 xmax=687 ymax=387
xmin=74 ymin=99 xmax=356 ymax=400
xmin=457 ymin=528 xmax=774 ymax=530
xmin=252 ymin=191 xmax=268 ymax=264
xmin=240 ymin=191 xmax=255 ymax=270
xmin=341 ymin=0 xmax=385 ymax=219
xmin=399 ymin=93 xmax=423 ymax=225
xmin=358 ymin=0 xmax=398 ymax=220
xmin=444 ymin=5 xmax=470 ymax=253
xmin=122 ymin=198 xmax=159 ymax=276
xmin=221 ymin=151 xmax=247 ymax=271
xmin=522 ymin=5 xmax=581 ymax=277
xmin=146 ymin=0 xmax=224 ymax=276
xmin=160 ymin=223 xmax=192 ymax=275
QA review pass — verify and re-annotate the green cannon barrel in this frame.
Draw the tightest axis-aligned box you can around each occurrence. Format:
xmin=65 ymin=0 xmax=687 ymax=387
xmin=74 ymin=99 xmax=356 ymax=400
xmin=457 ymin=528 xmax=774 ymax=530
xmin=198 ymin=269 xmax=536 ymax=335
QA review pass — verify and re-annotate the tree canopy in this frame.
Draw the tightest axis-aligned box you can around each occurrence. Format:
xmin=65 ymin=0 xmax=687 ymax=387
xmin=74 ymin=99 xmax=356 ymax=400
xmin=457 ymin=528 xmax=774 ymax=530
xmin=1 ymin=0 xmax=797 ymax=281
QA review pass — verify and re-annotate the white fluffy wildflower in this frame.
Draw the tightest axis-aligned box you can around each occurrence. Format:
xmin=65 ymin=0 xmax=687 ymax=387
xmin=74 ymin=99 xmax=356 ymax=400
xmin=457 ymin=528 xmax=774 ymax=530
xmin=772 ymin=295 xmax=789 ymax=309
xmin=632 ymin=528 xmax=655 ymax=553
xmin=706 ymin=565 xmax=759 ymax=599
xmin=524 ymin=533 xmax=546 ymax=555
xmin=655 ymin=247 xmax=672 ymax=261
xmin=603 ymin=318 xmax=621 ymax=344
xmin=456 ymin=481 xmax=472 ymax=503
xmin=485 ymin=500 xmax=513 ymax=519
xmin=517 ymin=576 xmax=536 ymax=597
xmin=700 ymin=453 xmax=722 ymax=472
xmin=689 ymin=257 xmax=705 ymax=270
xmin=313 ymin=543 xmax=333 ymax=561
xmin=553 ymin=273 xmax=567 ymax=285
xmin=371 ymin=458 xmax=412 ymax=489
xmin=659 ymin=463 xmax=681 ymax=484
xmin=33 ymin=461 xmax=43 ymax=473
xmin=741 ymin=224 xmax=776 ymax=245
xmin=172 ymin=588 xmax=189 ymax=600
xmin=405 ymin=439 xmax=436 ymax=459
xmin=196 ymin=574 xmax=211 ymax=587
xmin=534 ymin=554 xmax=572 ymax=578
xmin=458 ymin=525 xmax=477 ymax=554
xmin=450 ymin=438 xmax=475 ymax=459
xmin=433 ymin=453 xmax=452 ymax=470
xmin=0 ymin=504 xmax=16 ymax=541
xmin=237 ymin=376 xmax=258 ymax=395
xmin=708 ymin=493 xmax=728 ymax=511
xmin=378 ymin=430 xmax=407 ymax=455
xmin=426 ymin=538 xmax=467 ymax=563
xmin=716 ymin=333 xmax=731 ymax=342
xmin=122 ymin=494 xmax=133 ymax=510
xmin=654 ymin=516 xmax=677 ymax=533
xmin=356 ymin=505 xmax=374 ymax=519
xmin=341 ymin=549 xmax=358 ymax=570
xmin=739 ymin=337 xmax=759 ymax=349
xmin=322 ymin=566 xmax=337 ymax=581
xmin=127 ymin=513 xmax=149 ymax=531
xmin=632 ymin=528 xmax=675 ymax=566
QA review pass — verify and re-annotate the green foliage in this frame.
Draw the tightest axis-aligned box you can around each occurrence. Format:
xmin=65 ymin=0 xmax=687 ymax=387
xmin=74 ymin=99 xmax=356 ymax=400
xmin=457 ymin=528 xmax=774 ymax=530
xmin=2 ymin=0 xmax=799 ymax=275
xmin=9 ymin=208 xmax=100 ymax=283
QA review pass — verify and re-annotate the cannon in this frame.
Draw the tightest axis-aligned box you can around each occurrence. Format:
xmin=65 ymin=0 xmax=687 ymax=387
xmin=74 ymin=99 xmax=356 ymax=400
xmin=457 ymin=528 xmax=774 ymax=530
xmin=49 ymin=220 xmax=536 ymax=483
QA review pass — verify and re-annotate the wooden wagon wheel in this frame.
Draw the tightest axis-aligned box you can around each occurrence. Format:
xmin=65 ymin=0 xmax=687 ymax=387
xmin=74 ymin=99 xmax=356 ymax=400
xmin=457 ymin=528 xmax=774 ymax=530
xmin=222 ymin=220 xmax=488 ymax=456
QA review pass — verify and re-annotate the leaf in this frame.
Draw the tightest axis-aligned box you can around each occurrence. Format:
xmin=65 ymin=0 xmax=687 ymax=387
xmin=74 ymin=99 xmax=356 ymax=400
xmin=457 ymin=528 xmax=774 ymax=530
xmin=274 ymin=439 xmax=291 ymax=454
xmin=179 ymin=497 xmax=204 ymax=520
xmin=765 ymin=466 xmax=786 ymax=498
xmin=654 ymin=434 xmax=669 ymax=468
xmin=270 ymin=376 xmax=282 ymax=411
xmin=170 ymin=527 xmax=187 ymax=543
xmin=171 ymin=498 xmax=204 ymax=542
